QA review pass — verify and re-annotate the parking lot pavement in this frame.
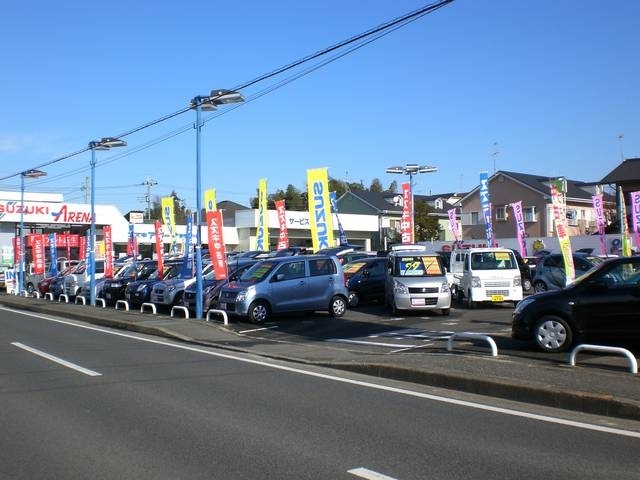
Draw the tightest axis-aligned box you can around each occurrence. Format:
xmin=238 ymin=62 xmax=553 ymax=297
xmin=1 ymin=293 xmax=639 ymax=421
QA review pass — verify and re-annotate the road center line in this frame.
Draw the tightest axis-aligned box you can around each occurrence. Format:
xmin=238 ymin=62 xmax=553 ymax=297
xmin=11 ymin=342 xmax=102 ymax=377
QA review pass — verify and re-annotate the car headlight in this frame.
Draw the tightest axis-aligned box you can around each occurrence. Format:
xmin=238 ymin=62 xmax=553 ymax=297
xmin=440 ymin=280 xmax=450 ymax=293
xmin=471 ymin=276 xmax=481 ymax=288
xmin=393 ymin=279 xmax=409 ymax=295
xmin=513 ymin=275 xmax=521 ymax=287
xmin=514 ymin=295 xmax=536 ymax=314
xmin=236 ymin=286 xmax=255 ymax=302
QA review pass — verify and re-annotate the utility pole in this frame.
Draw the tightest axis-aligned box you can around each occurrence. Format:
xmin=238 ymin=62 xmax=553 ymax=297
xmin=81 ymin=176 xmax=89 ymax=203
xmin=142 ymin=177 xmax=158 ymax=220
xmin=491 ymin=142 xmax=499 ymax=174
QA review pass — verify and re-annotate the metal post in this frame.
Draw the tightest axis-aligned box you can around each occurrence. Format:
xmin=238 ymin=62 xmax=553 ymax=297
xmin=195 ymin=98 xmax=204 ymax=320
xmin=409 ymin=171 xmax=415 ymax=244
xmin=90 ymin=148 xmax=97 ymax=307
xmin=18 ymin=174 xmax=25 ymax=295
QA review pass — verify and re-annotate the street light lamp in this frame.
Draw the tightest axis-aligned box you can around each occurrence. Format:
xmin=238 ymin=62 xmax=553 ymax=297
xmin=190 ymin=89 xmax=244 ymax=320
xmin=88 ymin=137 xmax=127 ymax=307
xmin=386 ymin=163 xmax=437 ymax=243
xmin=18 ymin=169 xmax=47 ymax=296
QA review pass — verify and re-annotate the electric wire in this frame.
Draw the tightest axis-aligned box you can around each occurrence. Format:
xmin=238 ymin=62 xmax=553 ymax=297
xmin=0 ymin=0 xmax=454 ymax=190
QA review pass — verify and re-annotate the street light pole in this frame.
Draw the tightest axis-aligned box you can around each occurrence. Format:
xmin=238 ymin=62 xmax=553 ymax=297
xmin=386 ymin=163 xmax=437 ymax=243
xmin=190 ymin=89 xmax=244 ymax=320
xmin=18 ymin=169 xmax=47 ymax=296
xmin=88 ymin=137 xmax=127 ymax=307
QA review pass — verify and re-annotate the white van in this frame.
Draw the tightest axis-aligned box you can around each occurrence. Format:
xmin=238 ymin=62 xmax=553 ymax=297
xmin=449 ymin=248 xmax=523 ymax=308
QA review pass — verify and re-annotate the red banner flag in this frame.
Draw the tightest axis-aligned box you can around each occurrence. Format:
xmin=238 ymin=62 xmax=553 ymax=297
xmin=104 ymin=226 xmax=114 ymax=278
xmin=275 ymin=199 xmax=289 ymax=250
xmin=401 ymin=182 xmax=413 ymax=244
xmin=13 ymin=236 xmax=21 ymax=264
xmin=206 ymin=210 xmax=228 ymax=281
xmin=154 ymin=221 xmax=164 ymax=279
xmin=31 ymin=234 xmax=45 ymax=274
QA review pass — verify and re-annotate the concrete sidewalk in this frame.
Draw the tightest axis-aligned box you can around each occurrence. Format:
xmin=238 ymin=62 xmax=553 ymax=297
xmin=2 ymin=293 xmax=639 ymax=421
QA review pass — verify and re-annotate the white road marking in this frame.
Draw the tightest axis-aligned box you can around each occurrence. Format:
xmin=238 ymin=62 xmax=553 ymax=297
xmin=328 ymin=338 xmax=419 ymax=348
xmin=348 ymin=467 xmax=398 ymax=479
xmin=11 ymin=342 xmax=102 ymax=377
xmin=238 ymin=325 xmax=279 ymax=333
xmin=3 ymin=307 xmax=640 ymax=439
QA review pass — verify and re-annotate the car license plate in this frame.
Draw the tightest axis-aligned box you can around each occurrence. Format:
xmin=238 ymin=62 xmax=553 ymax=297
xmin=220 ymin=302 xmax=227 ymax=310
xmin=411 ymin=298 xmax=426 ymax=306
xmin=491 ymin=294 xmax=504 ymax=302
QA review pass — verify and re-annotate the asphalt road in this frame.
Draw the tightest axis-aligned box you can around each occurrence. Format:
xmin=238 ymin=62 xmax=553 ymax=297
xmin=2 ymin=307 xmax=639 ymax=480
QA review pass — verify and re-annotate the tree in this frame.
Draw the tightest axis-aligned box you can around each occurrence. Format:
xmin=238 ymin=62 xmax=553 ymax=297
xmin=148 ymin=190 xmax=190 ymax=224
xmin=387 ymin=180 xmax=398 ymax=194
xmin=369 ymin=178 xmax=384 ymax=192
xmin=413 ymin=199 xmax=441 ymax=241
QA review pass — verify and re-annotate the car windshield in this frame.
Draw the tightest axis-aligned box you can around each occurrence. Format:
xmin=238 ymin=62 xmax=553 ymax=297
xmin=395 ymin=256 xmax=443 ymax=277
xmin=239 ymin=261 xmax=278 ymax=283
xmin=470 ymin=251 xmax=516 ymax=270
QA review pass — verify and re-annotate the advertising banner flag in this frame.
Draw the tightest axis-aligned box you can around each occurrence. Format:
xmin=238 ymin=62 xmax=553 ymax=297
xmin=256 ymin=178 xmax=268 ymax=251
xmin=591 ymin=194 xmax=607 ymax=256
xmin=307 ymin=168 xmax=335 ymax=252
xmin=204 ymin=188 xmax=217 ymax=212
xmin=550 ymin=184 xmax=575 ymax=284
xmin=83 ymin=230 xmax=90 ymax=275
xmin=104 ymin=226 xmax=113 ymax=278
xmin=154 ymin=221 xmax=164 ymax=279
xmin=49 ymin=233 xmax=58 ymax=276
xmin=329 ymin=191 xmax=349 ymax=246
xmin=447 ymin=208 xmax=461 ymax=248
xmin=631 ymin=191 xmax=640 ymax=254
xmin=400 ymin=182 xmax=412 ymax=244
xmin=618 ymin=186 xmax=632 ymax=257
xmin=479 ymin=171 xmax=495 ymax=247
xmin=206 ymin=210 xmax=228 ymax=280
xmin=32 ymin=235 xmax=45 ymax=275
xmin=13 ymin=236 xmax=20 ymax=264
xmin=127 ymin=223 xmax=137 ymax=258
xmin=275 ymin=200 xmax=289 ymax=250
xmin=511 ymin=201 xmax=528 ymax=257
xmin=161 ymin=197 xmax=177 ymax=254
xmin=181 ymin=215 xmax=194 ymax=278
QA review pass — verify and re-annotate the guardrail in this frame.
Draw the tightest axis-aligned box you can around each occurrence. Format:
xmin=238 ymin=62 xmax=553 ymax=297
xmin=58 ymin=294 xmax=69 ymax=303
xmin=206 ymin=309 xmax=229 ymax=325
xmin=75 ymin=296 xmax=86 ymax=305
xmin=44 ymin=292 xmax=54 ymax=301
xmin=140 ymin=302 xmax=156 ymax=314
xmin=115 ymin=300 xmax=129 ymax=312
xmin=569 ymin=344 xmax=638 ymax=374
xmin=171 ymin=306 xmax=189 ymax=318
xmin=446 ymin=332 xmax=498 ymax=357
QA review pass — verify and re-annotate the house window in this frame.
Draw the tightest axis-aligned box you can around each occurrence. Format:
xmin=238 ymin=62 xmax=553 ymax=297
xmin=471 ymin=211 xmax=481 ymax=225
xmin=495 ymin=206 xmax=507 ymax=221
xmin=523 ymin=206 xmax=536 ymax=222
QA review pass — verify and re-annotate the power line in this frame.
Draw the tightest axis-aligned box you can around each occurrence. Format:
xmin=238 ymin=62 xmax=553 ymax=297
xmin=0 ymin=0 xmax=455 ymax=183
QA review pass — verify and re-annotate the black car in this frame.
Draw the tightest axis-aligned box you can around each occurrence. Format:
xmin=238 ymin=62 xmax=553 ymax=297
xmin=103 ymin=260 xmax=159 ymax=306
xmin=343 ymin=257 xmax=387 ymax=307
xmin=183 ymin=259 xmax=259 ymax=315
xmin=512 ymin=256 xmax=640 ymax=352
xmin=532 ymin=252 xmax=602 ymax=292
xmin=124 ymin=261 xmax=183 ymax=309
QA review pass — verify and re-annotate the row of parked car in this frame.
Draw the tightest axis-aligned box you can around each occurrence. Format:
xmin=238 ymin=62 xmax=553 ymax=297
xmin=33 ymin=245 xmax=640 ymax=355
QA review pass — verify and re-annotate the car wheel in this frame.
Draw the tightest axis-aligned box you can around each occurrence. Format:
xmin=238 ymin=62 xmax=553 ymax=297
xmin=347 ymin=291 xmax=359 ymax=308
xmin=534 ymin=315 xmax=573 ymax=353
xmin=26 ymin=283 xmax=35 ymax=295
xmin=329 ymin=296 xmax=347 ymax=317
xmin=248 ymin=300 xmax=269 ymax=323
xmin=533 ymin=280 xmax=547 ymax=293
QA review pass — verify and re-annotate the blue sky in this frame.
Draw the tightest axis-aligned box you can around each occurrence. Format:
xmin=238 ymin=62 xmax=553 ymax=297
xmin=1 ymin=0 xmax=638 ymax=214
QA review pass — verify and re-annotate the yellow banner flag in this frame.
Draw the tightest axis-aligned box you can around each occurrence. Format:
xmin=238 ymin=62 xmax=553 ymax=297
xmin=204 ymin=188 xmax=217 ymax=212
xmin=256 ymin=178 xmax=268 ymax=251
xmin=306 ymin=168 xmax=334 ymax=252
xmin=161 ymin=196 xmax=177 ymax=253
